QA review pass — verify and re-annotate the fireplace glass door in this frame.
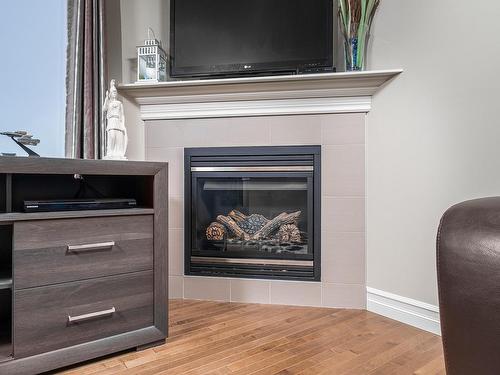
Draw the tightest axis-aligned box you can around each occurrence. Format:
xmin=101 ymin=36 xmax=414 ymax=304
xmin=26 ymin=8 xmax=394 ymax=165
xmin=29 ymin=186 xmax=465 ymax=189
xmin=191 ymin=173 xmax=313 ymax=261
xmin=185 ymin=145 xmax=321 ymax=281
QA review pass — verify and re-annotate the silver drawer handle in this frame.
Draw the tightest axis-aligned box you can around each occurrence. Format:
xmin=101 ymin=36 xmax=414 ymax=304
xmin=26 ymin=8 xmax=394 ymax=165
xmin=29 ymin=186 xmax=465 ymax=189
xmin=67 ymin=241 xmax=115 ymax=252
xmin=68 ymin=307 xmax=116 ymax=323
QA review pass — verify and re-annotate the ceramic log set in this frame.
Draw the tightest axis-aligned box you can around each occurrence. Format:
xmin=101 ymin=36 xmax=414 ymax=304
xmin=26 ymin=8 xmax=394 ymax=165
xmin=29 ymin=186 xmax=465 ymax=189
xmin=206 ymin=209 xmax=302 ymax=243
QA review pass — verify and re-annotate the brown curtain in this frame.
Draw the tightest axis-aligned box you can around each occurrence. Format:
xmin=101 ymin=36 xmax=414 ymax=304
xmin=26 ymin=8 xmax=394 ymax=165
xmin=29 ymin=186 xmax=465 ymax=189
xmin=65 ymin=0 xmax=107 ymax=159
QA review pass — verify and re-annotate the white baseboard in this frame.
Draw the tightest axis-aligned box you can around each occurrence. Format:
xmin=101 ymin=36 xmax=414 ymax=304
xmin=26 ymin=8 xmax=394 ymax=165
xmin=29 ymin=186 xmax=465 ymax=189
xmin=366 ymin=287 xmax=441 ymax=335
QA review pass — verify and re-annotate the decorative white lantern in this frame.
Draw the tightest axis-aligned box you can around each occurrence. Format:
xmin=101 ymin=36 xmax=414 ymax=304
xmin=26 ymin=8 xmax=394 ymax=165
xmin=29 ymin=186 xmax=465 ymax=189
xmin=136 ymin=28 xmax=168 ymax=83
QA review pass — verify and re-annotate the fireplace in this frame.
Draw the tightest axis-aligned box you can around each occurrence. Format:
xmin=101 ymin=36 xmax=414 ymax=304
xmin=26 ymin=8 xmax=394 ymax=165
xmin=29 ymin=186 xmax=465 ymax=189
xmin=185 ymin=146 xmax=321 ymax=281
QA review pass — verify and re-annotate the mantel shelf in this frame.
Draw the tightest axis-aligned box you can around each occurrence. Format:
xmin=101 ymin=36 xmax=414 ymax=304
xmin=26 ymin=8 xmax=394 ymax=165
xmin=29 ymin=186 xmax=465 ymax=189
xmin=118 ymin=69 xmax=402 ymax=120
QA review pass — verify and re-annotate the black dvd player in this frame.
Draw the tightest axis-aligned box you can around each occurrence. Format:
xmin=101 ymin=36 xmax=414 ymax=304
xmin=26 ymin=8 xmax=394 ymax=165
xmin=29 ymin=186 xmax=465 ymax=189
xmin=23 ymin=198 xmax=137 ymax=213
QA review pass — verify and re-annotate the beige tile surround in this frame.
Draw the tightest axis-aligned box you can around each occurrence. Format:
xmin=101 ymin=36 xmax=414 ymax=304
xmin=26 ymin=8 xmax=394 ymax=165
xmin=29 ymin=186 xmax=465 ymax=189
xmin=146 ymin=113 xmax=366 ymax=309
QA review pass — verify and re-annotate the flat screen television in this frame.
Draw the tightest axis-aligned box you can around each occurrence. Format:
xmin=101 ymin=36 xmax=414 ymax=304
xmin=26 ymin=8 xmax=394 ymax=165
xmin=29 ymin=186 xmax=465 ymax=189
xmin=170 ymin=0 xmax=334 ymax=78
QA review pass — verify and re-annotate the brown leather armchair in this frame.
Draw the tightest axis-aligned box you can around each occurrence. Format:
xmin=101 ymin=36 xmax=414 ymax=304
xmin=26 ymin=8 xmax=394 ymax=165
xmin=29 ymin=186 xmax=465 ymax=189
xmin=437 ymin=197 xmax=500 ymax=375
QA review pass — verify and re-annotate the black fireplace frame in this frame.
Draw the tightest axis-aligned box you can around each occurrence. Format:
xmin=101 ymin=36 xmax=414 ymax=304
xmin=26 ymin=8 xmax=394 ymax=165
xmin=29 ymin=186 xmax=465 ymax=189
xmin=184 ymin=145 xmax=321 ymax=281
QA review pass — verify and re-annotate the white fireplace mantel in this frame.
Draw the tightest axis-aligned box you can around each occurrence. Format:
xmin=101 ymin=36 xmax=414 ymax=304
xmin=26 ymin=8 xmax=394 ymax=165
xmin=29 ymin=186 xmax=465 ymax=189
xmin=118 ymin=69 xmax=402 ymax=120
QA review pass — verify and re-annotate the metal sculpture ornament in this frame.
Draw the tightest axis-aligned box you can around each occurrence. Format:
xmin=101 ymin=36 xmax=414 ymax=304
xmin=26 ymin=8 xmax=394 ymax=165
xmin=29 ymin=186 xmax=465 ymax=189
xmin=0 ymin=131 xmax=40 ymax=157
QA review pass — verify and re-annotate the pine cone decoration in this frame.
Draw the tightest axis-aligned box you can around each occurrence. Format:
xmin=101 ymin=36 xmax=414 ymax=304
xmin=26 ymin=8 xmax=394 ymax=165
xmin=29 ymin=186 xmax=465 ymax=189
xmin=206 ymin=222 xmax=226 ymax=241
xmin=278 ymin=224 xmax=301 ymax=243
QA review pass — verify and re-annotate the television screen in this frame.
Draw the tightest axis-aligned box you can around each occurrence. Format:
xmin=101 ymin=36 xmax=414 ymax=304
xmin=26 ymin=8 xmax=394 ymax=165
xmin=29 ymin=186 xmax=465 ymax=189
xmin=170 ymin=0 xmax=334 ymax=78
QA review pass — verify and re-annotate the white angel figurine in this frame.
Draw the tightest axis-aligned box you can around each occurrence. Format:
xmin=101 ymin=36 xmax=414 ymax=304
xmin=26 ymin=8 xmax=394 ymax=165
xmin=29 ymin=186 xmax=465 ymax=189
xmin=103 ymin=79 xmax=128 ymax=160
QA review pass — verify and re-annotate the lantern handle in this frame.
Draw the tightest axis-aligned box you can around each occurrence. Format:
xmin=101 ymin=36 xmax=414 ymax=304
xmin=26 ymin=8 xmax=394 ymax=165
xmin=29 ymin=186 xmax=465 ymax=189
xmin=147 ymin=27 xmax=156 ymax=40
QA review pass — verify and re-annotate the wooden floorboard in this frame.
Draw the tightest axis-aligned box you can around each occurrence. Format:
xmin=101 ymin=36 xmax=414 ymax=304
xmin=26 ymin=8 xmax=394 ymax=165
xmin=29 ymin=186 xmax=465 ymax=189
xmin=55 ymin=300 xmax=445 ymax=375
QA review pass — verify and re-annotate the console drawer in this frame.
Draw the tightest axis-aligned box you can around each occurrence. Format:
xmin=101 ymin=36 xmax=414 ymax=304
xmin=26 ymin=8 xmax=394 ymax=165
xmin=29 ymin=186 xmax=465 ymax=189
xmin=13 ymin=215 xmax=153 ymax=289
xmin=14 ymin=271 xmax=154 ymax=358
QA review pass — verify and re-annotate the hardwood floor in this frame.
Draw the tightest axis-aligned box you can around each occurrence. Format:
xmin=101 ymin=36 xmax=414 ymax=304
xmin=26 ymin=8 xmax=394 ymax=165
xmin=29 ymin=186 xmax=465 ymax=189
xmin=56 ymin=300 xmax=445 ymax=375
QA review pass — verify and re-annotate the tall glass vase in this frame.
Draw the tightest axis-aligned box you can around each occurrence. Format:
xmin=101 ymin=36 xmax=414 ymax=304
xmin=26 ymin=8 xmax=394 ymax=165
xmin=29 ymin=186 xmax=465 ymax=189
xmin=341 ymin=22 xmax=371 ymax=71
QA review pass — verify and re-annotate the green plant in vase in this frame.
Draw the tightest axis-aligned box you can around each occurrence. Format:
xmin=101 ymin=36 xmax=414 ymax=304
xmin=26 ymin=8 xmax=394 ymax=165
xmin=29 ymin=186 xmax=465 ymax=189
xmin=339 ymin=0 xmax=380 ymax=71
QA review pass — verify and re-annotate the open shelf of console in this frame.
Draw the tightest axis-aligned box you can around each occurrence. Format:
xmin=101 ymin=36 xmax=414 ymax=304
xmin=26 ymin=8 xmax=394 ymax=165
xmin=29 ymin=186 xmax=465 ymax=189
xmin=0 ymin=288 xmax=12 ymax=361
xmin=0 ymin=156 xmax=165 ymax=218
xmin=0 ymin=224 xmax=12 ymax=361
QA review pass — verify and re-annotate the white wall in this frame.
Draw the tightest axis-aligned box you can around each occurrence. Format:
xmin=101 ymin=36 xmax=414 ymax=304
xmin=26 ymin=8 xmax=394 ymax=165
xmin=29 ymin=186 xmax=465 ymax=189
xmin=120 ymin=0 xmax=169 ymax=84
xmin=112 ymin=0 xmax=170 ymax=160
xmin=366 ymin=0 xmax=500 ymax=305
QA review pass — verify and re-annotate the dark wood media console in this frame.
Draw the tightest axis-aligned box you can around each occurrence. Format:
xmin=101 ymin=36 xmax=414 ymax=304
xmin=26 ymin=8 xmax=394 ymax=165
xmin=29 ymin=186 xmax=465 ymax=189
xmin=0 ymin=157 xmax=168 ymax=375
